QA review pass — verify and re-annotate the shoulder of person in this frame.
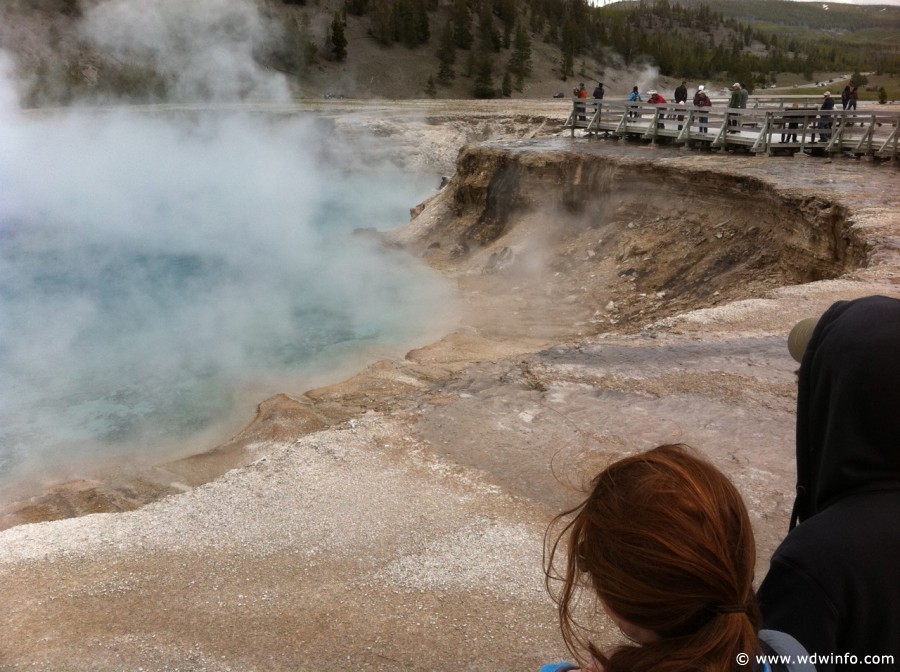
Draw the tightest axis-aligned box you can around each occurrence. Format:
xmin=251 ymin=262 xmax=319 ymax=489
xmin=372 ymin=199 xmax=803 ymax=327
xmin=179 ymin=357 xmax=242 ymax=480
xmin=759 ymin=629 xmax=817 ymax=672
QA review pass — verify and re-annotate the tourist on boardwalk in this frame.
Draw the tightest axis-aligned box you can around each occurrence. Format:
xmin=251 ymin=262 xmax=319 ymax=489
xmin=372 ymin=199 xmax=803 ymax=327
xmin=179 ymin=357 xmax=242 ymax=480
xmin=691 ymin=84 xmax=706 ymax=107
xmin=628 ymin=85 xmax=642 ymax=118
xmin=542 ymin=444 xmax=815 ymax=672
xmin=576 ymin=83 xmax=588 ymax=122
xmin=758 ymin=295 xmax=900 ymax=672
xmin=841 ymin=85 xmax=851 ymax=110
xmin=846 ymin=87 xmax=859 ymax=126
xmin=674 ymin=80 xmax=688 ymax=104
xmin=780 ymin=102 xmax=800 ymax=143
xmin=647 ymin=90 xmax=666 ymax=128
xmin=592 ymin=82 xmax=604 ymax=100
xmin=816 ymin=91 xmax=835 ymax=141
xmin=695 ymin=88 xmax=711 ymax=133
xmin=739 ymin=83 xmax=749 ymax=109
xmin=728 ymin=83 xmax=742 ymax=132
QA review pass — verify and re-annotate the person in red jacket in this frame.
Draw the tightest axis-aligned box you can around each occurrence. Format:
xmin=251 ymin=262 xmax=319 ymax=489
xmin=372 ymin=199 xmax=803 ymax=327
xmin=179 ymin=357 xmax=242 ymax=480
xmin=575 ymin=82 xmax=588 ymax=122
xmin=647 ymin=90 xmax=666 ymax=128
xmin=695 ymin=88 xmax=712 ymax=133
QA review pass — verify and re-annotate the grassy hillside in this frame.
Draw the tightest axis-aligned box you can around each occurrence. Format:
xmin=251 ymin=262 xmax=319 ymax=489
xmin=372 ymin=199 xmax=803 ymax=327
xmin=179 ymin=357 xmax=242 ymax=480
xmin=672 ymin=0 xmax=900 ymax=70
xmin=682 ymin=0 xmax=900 ymax=33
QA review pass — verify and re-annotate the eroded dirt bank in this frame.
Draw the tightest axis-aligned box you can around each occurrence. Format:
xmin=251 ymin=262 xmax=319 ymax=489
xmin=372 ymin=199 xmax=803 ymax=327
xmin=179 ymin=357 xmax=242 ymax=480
xmin=1 ymin=128 xmax=898 ymax=670
xmin=390 ymin=139 xmax=876 ymax=341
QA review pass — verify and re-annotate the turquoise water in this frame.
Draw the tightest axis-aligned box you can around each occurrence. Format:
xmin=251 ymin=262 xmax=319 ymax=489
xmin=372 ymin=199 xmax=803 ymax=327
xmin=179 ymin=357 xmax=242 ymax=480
xmin=0 ymin=110 xmax=451 ymax=487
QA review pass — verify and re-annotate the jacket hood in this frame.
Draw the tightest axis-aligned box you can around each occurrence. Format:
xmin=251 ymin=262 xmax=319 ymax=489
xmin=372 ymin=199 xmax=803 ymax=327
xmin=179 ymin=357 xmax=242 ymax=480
xmin=791 ymin=295 xmax=900 ymax=528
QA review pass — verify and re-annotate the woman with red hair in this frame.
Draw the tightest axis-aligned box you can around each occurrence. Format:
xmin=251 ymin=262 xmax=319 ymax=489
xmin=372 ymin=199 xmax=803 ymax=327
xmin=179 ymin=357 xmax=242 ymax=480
xmin=543 ymin=444 xmax=813 ymax=672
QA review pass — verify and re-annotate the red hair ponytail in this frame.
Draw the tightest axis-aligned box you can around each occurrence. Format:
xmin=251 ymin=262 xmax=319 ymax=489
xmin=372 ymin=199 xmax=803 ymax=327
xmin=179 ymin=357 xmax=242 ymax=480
xmin=545 ymin=445 xmax=762 ymax=671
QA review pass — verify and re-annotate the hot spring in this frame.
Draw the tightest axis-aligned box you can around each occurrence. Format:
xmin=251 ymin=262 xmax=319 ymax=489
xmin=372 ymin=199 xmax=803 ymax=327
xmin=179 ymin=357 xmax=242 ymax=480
xmin=0 ymin=106 xmax=455 ymax=490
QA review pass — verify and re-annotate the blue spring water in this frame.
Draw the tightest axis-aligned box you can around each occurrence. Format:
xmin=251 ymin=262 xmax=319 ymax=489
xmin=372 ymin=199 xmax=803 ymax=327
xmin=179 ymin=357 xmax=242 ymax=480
xmin=0 ymin=110 xmax=452 ymax=488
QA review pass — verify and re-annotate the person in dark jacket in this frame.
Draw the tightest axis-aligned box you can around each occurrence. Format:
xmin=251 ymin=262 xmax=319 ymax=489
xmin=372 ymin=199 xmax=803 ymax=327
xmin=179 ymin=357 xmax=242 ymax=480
xmin=840 ymin=85 xmax=851 ymax=110
xmin=738 ymin=83 xmax=749 ymax=109
xmin=780 ymin=102 xmax=800 ymax=143
xmin=816 ymin=91 xmax=835 ymax=141
xmin=674 ymin=80 xmax=687 ymax=104
xmin=758 ymin=295 xmax=900 ymax=672
xmin=592 ymin=82 xmax=604 ymax=100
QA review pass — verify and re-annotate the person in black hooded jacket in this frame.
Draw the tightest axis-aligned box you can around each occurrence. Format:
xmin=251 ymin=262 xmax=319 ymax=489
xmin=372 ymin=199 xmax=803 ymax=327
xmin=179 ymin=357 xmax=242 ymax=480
xmin=757 ymin=295 xmax=900 ymax=672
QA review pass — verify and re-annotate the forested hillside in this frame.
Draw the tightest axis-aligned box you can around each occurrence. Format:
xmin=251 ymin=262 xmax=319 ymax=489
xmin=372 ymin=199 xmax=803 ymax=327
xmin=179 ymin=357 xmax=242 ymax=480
xmin=1 ymin=0 xmax=897 ymax=103
xmin=673 ymin=0 xmax=900 ymax=75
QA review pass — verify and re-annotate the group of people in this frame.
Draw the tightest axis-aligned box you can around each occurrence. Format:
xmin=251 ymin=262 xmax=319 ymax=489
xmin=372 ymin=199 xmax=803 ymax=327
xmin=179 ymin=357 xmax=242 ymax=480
xmin=623 ymin=81 xmax=711 ymax=131
xmin=577 ymin=79 xmax=861 ymax=142
xmin=840 ymin=85 xmax=859 ymax=110
xmin=816 ymin=86 xmax=860 ymax=142
xmin=572 ymin=82 xmax=606 ymax=101
xmin=541 ymin=295 xmax=900 ymax=671
xmin=573 ymin=82 xmax=605 ymax=122
xmin=780 ymin=86 xmax=857 ymax=145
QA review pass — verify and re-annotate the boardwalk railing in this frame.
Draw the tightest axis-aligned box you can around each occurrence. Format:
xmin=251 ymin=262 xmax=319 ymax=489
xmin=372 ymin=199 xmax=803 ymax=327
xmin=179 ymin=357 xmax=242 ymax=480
xmin=565 ymin=99 xmax=899 ymax=159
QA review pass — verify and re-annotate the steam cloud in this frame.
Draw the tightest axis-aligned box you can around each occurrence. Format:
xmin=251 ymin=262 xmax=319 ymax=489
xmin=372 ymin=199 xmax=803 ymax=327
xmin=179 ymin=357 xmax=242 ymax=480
xmin=80 ymin=0 xmax=290 ymax=102
xmin=0 ymin=0 xmax=452 ymax=486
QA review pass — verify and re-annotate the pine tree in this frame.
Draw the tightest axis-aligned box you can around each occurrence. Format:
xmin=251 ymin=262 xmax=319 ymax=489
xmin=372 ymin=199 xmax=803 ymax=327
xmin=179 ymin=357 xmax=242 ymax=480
xmin=495 ymin=0 xmax=516 ymax=42
xmin=437 ymin=22 xmax=456 ymax=84
xmin=508 ymin=22 xmax=532 ymax=79
xmin=477 ymin=4 xmax=501 ymax=53
xmin=345 ymin=0 xmax=368 ymax=16
xmin=501 ymin=70 xmax=512 ymax=97
xmin=369 ymin=0 xmax=394 ymax=45
xmin=464 ymin=49 xmax=476 ymax=78
xmin=415 ymin=0 xmax=430 ymax=45
xmin=560 ymin=47 xmax=574 ymax=81
xmin=451 ymin=0 xmax=473 ymax=50
xmin=331 ymin=12 xmax=348 ymax=61
xmin=393 ymin=0 xmax=429 ymax=48
xmin=473 ymin=53 xmax=495 ymax=98
xmin=425 ymin=74 xmax=437 ymax=97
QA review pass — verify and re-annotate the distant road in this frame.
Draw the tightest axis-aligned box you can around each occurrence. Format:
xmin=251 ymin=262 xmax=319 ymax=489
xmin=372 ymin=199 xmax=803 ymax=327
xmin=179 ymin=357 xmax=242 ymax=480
xmin=768 ymin=71 xmax=876 ymax=93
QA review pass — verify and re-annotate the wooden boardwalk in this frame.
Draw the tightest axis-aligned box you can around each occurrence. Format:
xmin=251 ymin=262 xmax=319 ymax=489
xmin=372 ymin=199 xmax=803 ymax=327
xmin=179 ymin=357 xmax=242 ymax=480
xmin=565 ymin=99 xmax=900 ymax=159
